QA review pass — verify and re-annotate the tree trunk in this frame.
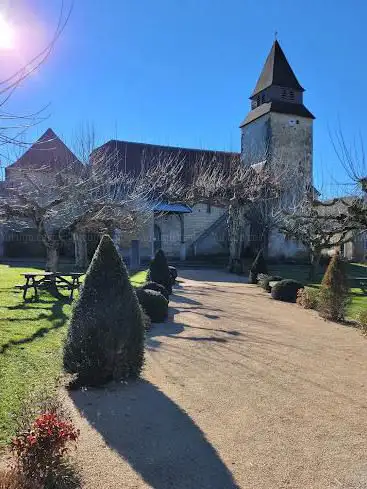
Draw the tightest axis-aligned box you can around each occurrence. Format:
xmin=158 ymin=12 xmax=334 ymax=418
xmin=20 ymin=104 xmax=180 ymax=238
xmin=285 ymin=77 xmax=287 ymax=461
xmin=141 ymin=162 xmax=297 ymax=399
xmin=45 ymin=246 xmax=59 ymax=272
xmin=308 ymin=249 xmax=321 ymax=281
xmin=227 ymin=203 xmax=247 ymax=273
xmin=38 ymin=221 xmax=59 ymax=272
xmin=73 ymin=230 xmax=88 ymax=270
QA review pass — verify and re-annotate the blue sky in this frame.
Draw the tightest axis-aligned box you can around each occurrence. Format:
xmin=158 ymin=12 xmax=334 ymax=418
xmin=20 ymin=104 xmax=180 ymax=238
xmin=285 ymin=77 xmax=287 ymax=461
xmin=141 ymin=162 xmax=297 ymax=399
xmin=2 ymin=0 xmax=367 ymax=195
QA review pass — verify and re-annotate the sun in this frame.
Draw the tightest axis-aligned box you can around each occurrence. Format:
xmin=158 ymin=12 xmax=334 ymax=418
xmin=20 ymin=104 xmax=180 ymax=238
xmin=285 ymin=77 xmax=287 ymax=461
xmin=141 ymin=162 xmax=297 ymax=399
xmin=0 ymin=13 xmax=15 ymax=50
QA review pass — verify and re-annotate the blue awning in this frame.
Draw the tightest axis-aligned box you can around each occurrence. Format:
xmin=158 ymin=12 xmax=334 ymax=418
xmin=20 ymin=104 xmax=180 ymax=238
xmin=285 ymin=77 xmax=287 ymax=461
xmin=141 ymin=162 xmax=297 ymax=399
xmin=153 ymin=202 xmax=192 ymax=213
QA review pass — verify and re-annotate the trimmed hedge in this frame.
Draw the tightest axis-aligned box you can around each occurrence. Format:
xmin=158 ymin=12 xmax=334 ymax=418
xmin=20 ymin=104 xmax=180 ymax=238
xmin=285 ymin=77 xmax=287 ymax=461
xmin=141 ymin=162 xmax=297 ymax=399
xmin=63 ymin=235 xmax=145 ymax=386
xmin=271 ymin=279 xmax=303 ymax=303
xmin=141 ymin=281 xmax=169 ymax=300
xmin=169 ymin=266 xmax=178 ymax=285
xmin=135 ymin=288 xmax=169 ymax=323
xmin=148 ymin=249 xmax=172 ymax=294
xmin=318 ymin=253 xmax=350 ymax=321
xmin=296 ymin=287 xmax=319 ymax=309
xmin=258 ymin=274 xmax=283 ymax=293
xmin=249 ymin=249 xmax=268 ymax=284
xmin=358 ymin=309 xmax=367 ymax=333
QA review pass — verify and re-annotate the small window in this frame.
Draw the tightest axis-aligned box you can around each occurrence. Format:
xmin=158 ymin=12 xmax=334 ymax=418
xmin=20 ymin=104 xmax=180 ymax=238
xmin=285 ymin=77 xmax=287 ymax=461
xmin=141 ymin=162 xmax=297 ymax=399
xmin=257 ymin=96 xmax=260 ymax=106
xmin=207 ymin=202 xmax=211 ymax=214
xmin=261 ymin=93 xmax=265 ymax=103
xmin=281 ymin=88 xmax=287 ymax=99
xmin=289 ymin=90 xmax=295 ymax=101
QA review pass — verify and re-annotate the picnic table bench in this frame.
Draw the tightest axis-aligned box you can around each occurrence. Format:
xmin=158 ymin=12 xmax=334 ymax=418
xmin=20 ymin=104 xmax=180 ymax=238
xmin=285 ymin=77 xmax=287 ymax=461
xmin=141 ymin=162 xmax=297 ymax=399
xmin=348 ymin=276 xmax=367 ymax=294
xmin=15 ymin=272 xmax=83 ymax=300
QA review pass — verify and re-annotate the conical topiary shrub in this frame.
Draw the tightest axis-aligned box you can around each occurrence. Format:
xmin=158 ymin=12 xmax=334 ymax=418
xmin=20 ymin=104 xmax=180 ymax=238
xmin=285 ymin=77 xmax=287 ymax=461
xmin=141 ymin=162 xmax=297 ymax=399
xmin=63 ymin=234 xmax=145 ymax=387
xmin=148 ymin=249 xmax=172 ymax=294
xmin=249 ymin=249 xmax=268 ymax=284
xmin=318 ymin=252 xmax=350 ymax=321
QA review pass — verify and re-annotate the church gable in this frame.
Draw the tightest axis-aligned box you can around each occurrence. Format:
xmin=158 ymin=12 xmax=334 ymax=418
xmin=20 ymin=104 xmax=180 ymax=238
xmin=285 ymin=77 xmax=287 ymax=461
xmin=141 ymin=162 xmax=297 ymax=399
xmin=5 ymin=128 xmax=82 ymax=179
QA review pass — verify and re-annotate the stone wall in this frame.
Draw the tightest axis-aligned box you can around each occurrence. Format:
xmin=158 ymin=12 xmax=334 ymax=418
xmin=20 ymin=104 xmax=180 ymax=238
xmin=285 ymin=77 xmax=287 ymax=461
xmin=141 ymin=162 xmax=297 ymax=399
xmin=117 ymin=215 xmax=154 ymax=263
xmin=266 ymin=113 xmax=313 ymax=258
xmin=268 ymin=229 xmax=305 ymax=258
xmin=154 ymin=204 xmax=226 ymax=258
xmin=269 ymin=113 xmax=313 ymax=199
xmin=241 ymin=114 xmax=270 ymax=165
xmin=343 ymin=232 xmax=367 ymax=262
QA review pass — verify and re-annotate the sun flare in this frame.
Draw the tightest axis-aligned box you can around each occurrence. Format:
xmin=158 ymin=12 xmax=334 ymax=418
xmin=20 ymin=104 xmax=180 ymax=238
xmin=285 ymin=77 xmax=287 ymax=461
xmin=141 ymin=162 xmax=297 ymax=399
xmin=0 ymin=13 xmax=15 ymax=50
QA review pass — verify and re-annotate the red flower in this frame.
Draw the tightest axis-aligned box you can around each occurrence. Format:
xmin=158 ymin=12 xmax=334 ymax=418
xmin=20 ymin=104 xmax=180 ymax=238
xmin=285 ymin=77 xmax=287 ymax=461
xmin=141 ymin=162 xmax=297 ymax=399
xmin=26 ymin=435 xmax=37 ymax=445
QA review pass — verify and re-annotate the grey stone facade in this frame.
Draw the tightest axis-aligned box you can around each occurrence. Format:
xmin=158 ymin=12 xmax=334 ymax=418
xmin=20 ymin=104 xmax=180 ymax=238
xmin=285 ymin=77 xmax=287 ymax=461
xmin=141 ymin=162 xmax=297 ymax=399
xmin=240 ymin=40 xmax=315 ymax=258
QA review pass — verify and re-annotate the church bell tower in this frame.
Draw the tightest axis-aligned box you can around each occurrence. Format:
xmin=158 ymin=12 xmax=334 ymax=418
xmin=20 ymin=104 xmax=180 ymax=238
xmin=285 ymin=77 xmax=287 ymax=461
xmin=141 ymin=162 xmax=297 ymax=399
xmin=240 ymin=40 xmax=315 ymax=198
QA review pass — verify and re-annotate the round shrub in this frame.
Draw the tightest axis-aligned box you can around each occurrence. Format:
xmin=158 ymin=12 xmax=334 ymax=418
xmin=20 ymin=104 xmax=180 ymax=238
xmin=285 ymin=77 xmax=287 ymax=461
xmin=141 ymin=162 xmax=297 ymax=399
xmin=271 ymin=279 xmax=303 ymax=303
xmin=258 ymin=275 xmax=283 ymax=292
xmin=169 ymin=266 xmax=178 ymax=285
xmin=296 ymin=287 xmax=319 ymax=309
xmin=135 ymin=288 xmax=168 ymax=323
xmin=141 ymin=281 xmax=169 ymax=300
xmin=257 ymin=273 xmax=268 ymax=285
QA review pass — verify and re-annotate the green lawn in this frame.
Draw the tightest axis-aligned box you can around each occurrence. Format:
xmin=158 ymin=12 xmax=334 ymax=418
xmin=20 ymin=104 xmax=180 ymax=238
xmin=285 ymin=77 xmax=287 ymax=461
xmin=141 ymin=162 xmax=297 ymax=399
xmin=129 ymin=270 xmax=147 ymax=287
xmin=0 ymin=264 xmax=147 ymax=448
xmin=268 ymin=262 xmax=367 ymax=319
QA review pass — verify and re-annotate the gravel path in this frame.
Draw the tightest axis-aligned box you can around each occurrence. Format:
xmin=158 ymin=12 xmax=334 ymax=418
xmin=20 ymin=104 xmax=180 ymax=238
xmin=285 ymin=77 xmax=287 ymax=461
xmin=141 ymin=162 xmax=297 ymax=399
xmin=68 ymin=269 xmax=367 ymax=489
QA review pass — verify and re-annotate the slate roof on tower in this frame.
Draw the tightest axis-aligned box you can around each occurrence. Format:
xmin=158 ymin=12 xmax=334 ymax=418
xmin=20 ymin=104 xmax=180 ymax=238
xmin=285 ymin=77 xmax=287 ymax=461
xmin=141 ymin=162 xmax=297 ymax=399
xmin=251 ymin=40 xmax=304 ymax=97
xmin=240 ymin=100 xmax=315 ymax=127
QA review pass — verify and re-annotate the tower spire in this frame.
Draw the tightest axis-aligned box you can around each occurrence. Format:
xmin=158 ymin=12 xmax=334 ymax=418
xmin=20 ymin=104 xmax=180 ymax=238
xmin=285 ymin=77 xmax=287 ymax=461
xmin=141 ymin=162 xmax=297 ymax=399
xmin=251 ymin=40 xmax=304 ymax=97
xmin=240 ymin=39 xmax=314 ymax=128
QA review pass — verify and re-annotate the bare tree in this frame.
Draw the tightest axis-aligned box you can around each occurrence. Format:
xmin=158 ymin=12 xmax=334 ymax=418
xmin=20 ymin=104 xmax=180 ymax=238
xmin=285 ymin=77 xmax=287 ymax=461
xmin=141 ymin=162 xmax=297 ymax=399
xmin=177 ymin=152 xmax=284 ymax=272
xmin=0 ymin=142 xmax=189 ymax=271
xmin=0 ymin=1 xmax=72 ymax=160
xmin=328 ymin=128 xmax=367 ymax=230
xmin=71 ymin=122 xmax=97 ymax=165
xmin=281 ymin=198 xmax=357 ymax=279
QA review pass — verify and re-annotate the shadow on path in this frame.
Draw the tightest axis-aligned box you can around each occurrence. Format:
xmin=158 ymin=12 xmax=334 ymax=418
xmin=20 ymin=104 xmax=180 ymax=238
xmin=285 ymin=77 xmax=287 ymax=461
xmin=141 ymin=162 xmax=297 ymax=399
xmin=71 ymin=381 xmax=239 ymax=489
xmin=146 ymin=321 xmax=229 ymax=350
xmin=179 ymin=269 xmax=248 ymax=284
xmin=170 ymin=293 xmax=202 ymax=306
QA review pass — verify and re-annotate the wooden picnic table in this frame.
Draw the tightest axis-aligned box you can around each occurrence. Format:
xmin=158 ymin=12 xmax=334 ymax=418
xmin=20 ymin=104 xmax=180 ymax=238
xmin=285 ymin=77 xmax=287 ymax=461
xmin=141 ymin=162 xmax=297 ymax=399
xmin=348 ymin=276 xmax=367 ymax=294
xmin=16 ymin=272 xmax=84 ymax=300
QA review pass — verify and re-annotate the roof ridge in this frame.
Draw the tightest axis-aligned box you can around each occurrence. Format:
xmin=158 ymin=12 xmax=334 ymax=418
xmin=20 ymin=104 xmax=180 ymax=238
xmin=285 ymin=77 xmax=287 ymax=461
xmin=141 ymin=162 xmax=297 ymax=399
xmin=97 ymin=139 xmax=239 ymax=156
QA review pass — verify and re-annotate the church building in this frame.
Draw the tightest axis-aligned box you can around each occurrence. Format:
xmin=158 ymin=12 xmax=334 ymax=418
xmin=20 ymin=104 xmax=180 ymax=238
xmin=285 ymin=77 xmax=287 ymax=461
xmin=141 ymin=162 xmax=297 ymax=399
xmin=1 ymin=40 xmax=318 ymax=265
